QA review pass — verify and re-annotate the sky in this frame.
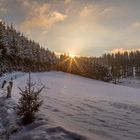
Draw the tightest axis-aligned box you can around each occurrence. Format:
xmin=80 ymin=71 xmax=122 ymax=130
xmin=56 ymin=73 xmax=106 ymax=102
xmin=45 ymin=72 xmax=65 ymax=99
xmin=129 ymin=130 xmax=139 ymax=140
xmin=1 ymin=0 xmax=140 ymax=56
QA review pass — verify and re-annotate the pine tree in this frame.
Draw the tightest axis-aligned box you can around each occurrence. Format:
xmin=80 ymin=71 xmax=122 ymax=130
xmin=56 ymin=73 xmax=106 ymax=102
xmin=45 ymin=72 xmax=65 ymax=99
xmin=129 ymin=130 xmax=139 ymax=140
xmin=0 ymin=20 xmax=57 ymax=73
xmin=17 ymin=72 xmax=44 ymax=124
xmin=0 ymin=21 xmax=7 ymax=75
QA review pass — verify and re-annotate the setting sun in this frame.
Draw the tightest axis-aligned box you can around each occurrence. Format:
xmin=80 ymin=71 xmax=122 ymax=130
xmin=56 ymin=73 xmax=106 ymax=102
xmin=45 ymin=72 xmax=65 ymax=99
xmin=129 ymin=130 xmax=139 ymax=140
xmin=69 ymin=54 xmax=76 ymax=58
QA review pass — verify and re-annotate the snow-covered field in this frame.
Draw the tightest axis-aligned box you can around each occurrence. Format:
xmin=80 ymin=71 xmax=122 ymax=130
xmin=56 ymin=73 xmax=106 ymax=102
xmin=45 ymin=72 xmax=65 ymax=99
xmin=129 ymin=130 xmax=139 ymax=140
xmin=0 ymin=71 xmax=140 ymax=140
xmin=119 ymin=77 xmax=140 ymax=89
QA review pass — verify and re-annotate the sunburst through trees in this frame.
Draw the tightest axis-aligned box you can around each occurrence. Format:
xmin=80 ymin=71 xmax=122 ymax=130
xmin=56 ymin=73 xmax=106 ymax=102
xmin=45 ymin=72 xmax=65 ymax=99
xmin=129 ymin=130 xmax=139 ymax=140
xmin=57 ymin=54 xmax=111 ymax=81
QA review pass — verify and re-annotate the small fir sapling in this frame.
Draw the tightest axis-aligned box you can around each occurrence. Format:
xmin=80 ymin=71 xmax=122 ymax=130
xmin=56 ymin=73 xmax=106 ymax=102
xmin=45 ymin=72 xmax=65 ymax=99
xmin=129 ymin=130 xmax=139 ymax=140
xmin=17 ymin=72 xmax=44 ymax=124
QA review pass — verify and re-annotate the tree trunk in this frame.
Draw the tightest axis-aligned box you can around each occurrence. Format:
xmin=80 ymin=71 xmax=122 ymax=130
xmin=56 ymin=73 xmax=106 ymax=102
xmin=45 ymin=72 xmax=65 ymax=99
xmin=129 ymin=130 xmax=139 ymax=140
xmin=7 ymin=85 xmax=11 ymax=98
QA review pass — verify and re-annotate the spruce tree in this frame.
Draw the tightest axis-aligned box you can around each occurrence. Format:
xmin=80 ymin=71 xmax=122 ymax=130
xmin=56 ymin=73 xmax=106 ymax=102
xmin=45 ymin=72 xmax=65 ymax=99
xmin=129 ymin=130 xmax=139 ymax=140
xmin=17 ymin=72 xmax=44 ymax=124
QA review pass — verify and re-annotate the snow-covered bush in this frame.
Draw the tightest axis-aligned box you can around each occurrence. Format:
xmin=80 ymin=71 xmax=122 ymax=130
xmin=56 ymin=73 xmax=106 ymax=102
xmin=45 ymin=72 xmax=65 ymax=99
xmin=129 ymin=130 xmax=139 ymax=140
xmin=17 ymin=73 xmax=43 ymax=124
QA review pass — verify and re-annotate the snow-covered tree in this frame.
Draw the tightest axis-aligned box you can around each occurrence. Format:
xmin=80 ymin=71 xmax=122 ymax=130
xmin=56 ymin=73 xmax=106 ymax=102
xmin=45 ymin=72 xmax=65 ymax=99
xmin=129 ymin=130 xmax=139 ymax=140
xmin=17 ymin=73 xmax=44 ymax=124
xmin=0 ymin=20 xmax=58 ymax=73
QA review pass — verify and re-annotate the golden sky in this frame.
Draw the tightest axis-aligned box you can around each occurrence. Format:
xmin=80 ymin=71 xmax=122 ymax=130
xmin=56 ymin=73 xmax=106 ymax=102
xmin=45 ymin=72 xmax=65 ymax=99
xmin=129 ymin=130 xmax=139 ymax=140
xmin=1 ymin=0 xmax=140 ymax=56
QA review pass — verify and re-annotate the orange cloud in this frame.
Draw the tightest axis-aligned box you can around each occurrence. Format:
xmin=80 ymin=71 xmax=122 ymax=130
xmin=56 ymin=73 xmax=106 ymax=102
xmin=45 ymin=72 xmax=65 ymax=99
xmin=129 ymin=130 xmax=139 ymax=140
xmin=111 ymin=48 xmax=140 ymax=54
xmin=21 ymin=3 xmax=67 ymax=30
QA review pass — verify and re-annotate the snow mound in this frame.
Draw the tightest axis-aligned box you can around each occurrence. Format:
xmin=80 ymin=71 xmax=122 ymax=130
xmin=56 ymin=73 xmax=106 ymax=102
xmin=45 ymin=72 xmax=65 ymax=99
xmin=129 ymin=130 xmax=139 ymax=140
xmin=10 ymin=120 xmax=86 ymax=140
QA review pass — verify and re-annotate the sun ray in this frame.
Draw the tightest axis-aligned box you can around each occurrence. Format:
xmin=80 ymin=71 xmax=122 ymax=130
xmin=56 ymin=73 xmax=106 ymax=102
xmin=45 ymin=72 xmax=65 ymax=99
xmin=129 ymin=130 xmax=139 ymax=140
xmin=67 ymin=58 xmax=73 ymax=72
xmin=69 ymin=54 xmax=76 ymax=58
xmin=73 ymin=58 xmax=85 ymax=73
xmin=59 ymin=57 xmax=70 ymax=65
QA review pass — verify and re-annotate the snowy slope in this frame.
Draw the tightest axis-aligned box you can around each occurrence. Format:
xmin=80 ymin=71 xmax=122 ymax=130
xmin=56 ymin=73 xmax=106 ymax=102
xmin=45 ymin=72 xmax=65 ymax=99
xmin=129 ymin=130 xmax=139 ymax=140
xmin=1 ymin=72 xmax=140 ymax=140
xmin=119 ymin=77 xmax=140 ymax=89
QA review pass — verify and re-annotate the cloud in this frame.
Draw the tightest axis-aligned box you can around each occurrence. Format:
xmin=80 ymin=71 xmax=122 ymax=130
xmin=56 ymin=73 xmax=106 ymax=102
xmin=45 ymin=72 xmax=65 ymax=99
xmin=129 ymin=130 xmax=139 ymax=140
xmin=111 ymin=48 xmax=140 ymax=54
xmin=132 ymin=21 xmax=140 ymax=28
xmin=79 ymin=4 xmax=114 ymax=20
xmin=20 ymin=0 xmax=30 ymax=7
xmin=0 ymin=1 xmax=8 ymax=13
xmin=79 ymin=6 xmax=94 ymax=17
xmin=100 ymin=7 xmax=113 ymax=16
xmin=21 ymin=3 xmax=67 ymax=31
xmin=64 ymin=0 xmax=72 ymax=4
xmin=20 ymin=0 xmax=38 ymax=7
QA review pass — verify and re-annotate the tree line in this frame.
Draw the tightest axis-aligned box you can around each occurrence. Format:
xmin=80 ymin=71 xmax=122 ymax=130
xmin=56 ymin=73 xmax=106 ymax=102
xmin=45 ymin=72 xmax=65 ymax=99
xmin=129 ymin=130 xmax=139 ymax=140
xmin=0 ymin=20 xmax=57 ymax=75
xmin=56 ymin=54 xmax=111 ymax=82
xmin=57 ymin=51 xmax=140 ymax=82
xmin=100 ymin=51 xmax=140 ymax=82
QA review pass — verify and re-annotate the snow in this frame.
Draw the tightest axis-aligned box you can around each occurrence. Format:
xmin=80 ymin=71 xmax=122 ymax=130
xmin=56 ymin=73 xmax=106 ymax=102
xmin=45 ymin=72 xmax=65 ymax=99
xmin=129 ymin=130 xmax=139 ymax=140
xmin=118 ymin=77 xmax=140 ymax=89
xmin=0 ymin=71 xmax=140 ymax=140
xmin=0 ymin=96 xmax=19 ymax=140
